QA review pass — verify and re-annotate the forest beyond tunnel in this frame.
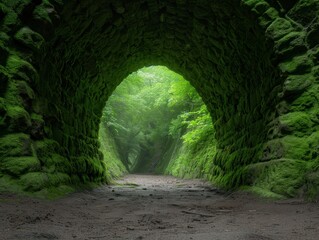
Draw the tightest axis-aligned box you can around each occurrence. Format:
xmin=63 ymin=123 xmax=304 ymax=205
xmin=0 ymin=0 xmax=319 ymax=199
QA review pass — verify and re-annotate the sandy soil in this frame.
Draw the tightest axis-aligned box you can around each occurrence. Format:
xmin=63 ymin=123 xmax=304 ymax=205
xmin=1 ymin=174 xmax=319 ymax=240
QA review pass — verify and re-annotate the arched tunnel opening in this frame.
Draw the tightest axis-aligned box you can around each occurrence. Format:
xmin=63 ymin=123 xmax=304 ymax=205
xmin=99 ymin=65 xmax=216 ymax=178
xmin=0 ymin=0 xmax=319 ymax=199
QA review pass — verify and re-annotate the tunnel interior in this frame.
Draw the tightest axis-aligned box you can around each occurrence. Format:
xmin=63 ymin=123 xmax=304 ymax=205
xmin=1 ymin=0 xmax=319 ymax=198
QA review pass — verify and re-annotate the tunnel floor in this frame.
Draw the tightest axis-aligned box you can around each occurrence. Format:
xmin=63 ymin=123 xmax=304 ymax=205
xmin=1 ymin=175 xmax=319 ymax=240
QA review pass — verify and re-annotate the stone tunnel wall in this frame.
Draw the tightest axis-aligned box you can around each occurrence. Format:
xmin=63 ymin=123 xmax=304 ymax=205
xmin=0 ymin=0 xmax=318 ymax=198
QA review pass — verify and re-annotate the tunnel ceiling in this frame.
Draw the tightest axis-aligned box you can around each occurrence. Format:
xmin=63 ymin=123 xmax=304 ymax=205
xmin=0 ymin=0 xmax=319 ymax=198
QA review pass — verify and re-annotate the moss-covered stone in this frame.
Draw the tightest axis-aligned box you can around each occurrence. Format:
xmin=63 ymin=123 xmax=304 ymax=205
xmin=279 ymin=111 xmax=314 ymax=136
xmin=6 ymin=55 xmax=39 ymax=83
xmin=6 ymin=105 xmax=31 ymax=132
xmin=19 ymin=172 xmax=71 ymax=192
xmin=34 ymin=139 xmax=61 ymax=161
xmin=283 ymin=74 xmax=314 ymax=98
xmin=249 ymin=159 xmax=307 ymax=197
xmin=290 ymin=86 xmax=317 ymax=111
xmin=279 ymin=54 xmax=314 ymax=74
xmin=266 ymin=18 xmax=294 ymax=40
xmin=258 ymin=7 xmax=279 ymax=28
xmin=1 ymin=156 xmax=41 ymax=176
xmin=281 ymin=135 xmax=311 ymax=160
xmin=19 ymin=172 xmax=48 ymax=191
xmin=14 ymin=27 xmax=45 ymax=51
xmin=0 ymin=133 xmax=32 ymax=157
xmin=274 ymin=31 xmax=307 ymax=58
xmin=41 ymin=153 xmax=71 ymax=173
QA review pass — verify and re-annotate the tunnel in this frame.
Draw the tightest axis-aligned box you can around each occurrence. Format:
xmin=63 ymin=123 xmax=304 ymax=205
xmin=0 ymin=0 xmax=319 ymax=198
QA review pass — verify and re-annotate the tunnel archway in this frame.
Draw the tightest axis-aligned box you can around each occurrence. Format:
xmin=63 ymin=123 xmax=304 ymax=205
xmin=0 ymin=0 xmax=318 ymax=198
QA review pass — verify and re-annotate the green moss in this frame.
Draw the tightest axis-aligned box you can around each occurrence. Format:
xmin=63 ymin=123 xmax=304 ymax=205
xmin=283 ymin=74 xmax=313 ymax=96
xmin=34 ymin=139 xmax=60 ymax=161
xmin=0 ymin=175 xmax=24 ymax=193
xmin=14 ymin=27 xmax=45 ymax=51
xmin=0 ymin=133 xmax=32 ymax=157
xmin=19 ymin=172 xmax=71 ymax=192
xmin=266 ymin=18 xmax=293 ymax=40
xmin=252 ymin=2 xmax=270 ymax=15
xmin=1 ymin=156 xmax=40 ymax=176
xmin=279 ymin=54 xmax=314 ymax=74
xmin=6 ymin=55 xmax=38 ymax=83
xmin=33 ymin=2 xmax=53 ymax=24
xmin=290 ymin=88 xmax=317 ymax=111
xmin=41 ymin=154 xmax=71 ymax=173
xmin=32 ymin=185 xmax=75 ymax=199
xmin=281 ymin=136 xmax=310 ymax=160
xmin=2 ymin=9 xmax=19 ymax=32
xmin=280 ymin=112 xmax=314 ymax=136
xmin=258 ymin=7 xmax=279 ymax=28
xmin=250 ymin=159 xmax=307 ymax=197
xmin=274 ymin=31 xmax=307 ymax=57
xmin=6 ymin=105 xmax=31 ymax=132
xmin=19 ymin=172 xmax=49 ymax=191
xmin=246 ymin=186 xmax=286 ymax=200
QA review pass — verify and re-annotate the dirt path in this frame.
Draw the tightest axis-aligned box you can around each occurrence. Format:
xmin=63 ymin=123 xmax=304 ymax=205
xmin=1 ymin=174 xmax=319 ymax=240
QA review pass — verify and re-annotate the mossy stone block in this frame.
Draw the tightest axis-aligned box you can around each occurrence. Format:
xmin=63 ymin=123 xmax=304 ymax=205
xmin=19 ymin=171 xmax=72 ymax=192
xmin=14 ymin=27 xmax=45 ymax=51
xmin=290 ymin=89 xmax=316 ymax=111
xmin=46 ymin=172 xmax=71 ymax=186
xmin=34 ymin=139 xmax=61 ymax=161
xmin=258 ymin=8 xmax=279 ymax=28
xmin=266 ymin=18 xmax=293 ymax=40
xmin=252 ymin=2 xmax=270 ymax=15
xmin=1 ymin=156 xmax=41 ymax=176
xmin=2 ymin=10 xmax=19 ymax=33
xmin=19 ymin=172 xmax=49 ymax=192
xmin=6 ymin=55 xmax=39 ymax=83
xmin=249 ymin=159 xmax=307 ymax=197
xmin=281 ymin=136 xmax=311 ymax=160
xmin=283 ymin=74 xmax=313 ymax=96
xmin=274 ymin=31 xmax=307 ymax=57
xmin=279 ymin=54 xmax=313 ymax=74
xmin=0 ymin=133 xmax=32 ymax=157
xmin=6 ymin=105 xmax=31 ymax=132
xmin=280 ymin=112 xmax=313 ymax=135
